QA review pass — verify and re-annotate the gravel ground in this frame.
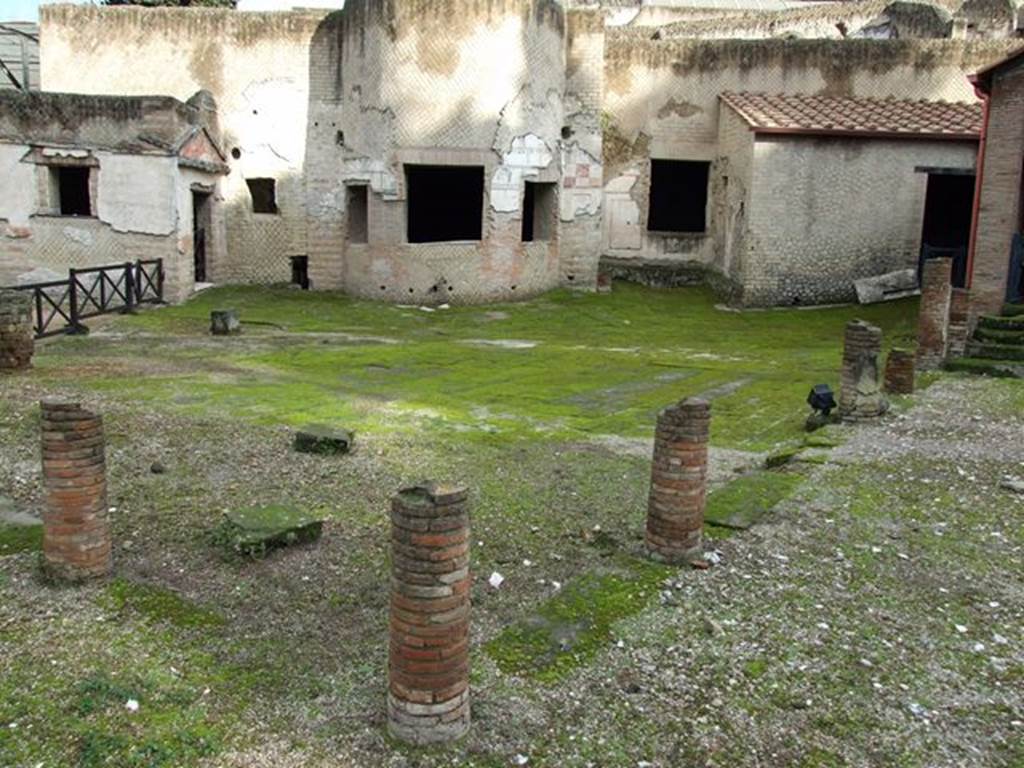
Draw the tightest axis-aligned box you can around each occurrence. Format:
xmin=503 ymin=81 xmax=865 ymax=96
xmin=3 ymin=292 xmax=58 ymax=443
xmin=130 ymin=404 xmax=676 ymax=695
xmin=1 ymin=371 xmax=1022 ymax=767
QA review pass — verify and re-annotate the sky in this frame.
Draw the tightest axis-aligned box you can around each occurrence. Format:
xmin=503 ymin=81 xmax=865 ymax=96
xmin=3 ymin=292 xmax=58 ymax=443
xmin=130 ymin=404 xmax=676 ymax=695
xmin=0 ymin=0 xmax=345 ymax=23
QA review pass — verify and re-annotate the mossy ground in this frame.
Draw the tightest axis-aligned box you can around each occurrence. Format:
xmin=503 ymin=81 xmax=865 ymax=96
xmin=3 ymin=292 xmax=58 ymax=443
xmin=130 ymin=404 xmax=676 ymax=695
xmin=1 ymin=284 xmax=1020 ymax=767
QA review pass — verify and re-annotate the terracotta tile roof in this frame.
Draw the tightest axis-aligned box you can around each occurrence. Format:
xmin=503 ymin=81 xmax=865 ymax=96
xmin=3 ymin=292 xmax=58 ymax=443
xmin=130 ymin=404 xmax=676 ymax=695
xmin=720 ymin=92 xmax=982 ymax=140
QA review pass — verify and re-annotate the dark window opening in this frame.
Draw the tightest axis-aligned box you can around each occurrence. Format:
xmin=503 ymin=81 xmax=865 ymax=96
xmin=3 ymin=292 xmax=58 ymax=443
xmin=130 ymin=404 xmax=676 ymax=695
xmin=405 ymin=165 xmax=484 ymax=243
xmin=246 ymin=178 xmax=278 ymax=214
xmin=521 ymin=181 xmax=557 ymax=242
xmin=920 ymin=172 xmax=975 ymax=288
xmin=347 ymin=185 xmax=368 ymax=244
xmin=55 ymin=167 xmax=92 ymax=216
xmin=647 ymin=159 xmax=710 ymax=233
xmin=290 ymin=255 xmax=310 ymax=290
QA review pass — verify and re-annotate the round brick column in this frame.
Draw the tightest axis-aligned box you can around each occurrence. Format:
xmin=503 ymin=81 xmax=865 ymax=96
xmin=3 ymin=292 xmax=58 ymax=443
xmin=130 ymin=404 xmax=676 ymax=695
xmin=883 ymin=348 xmax=915 ymax=395
xmin=388 ymin=483 xmax=470 ymax=745
xmin=645 ymin=397 xmax=710 ymax=564
xmin=0 ymin=289 xmax=34 ymax=372
xmin=838 ymin=320 xmax=887 ymax=421
xmin=40 ymin=400 xmax=111 ymax=582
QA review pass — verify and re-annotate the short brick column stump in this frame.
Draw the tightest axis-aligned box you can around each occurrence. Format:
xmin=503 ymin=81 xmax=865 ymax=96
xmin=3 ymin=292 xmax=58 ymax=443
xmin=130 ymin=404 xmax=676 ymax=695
xmin=645 ymin=397 xmax=710 ymax=564
xmin=916 ymin=257 xmax=953 ymax=370
xmin=0 ymin=289 xmax=34 ymax=372
xmin=388 ymin=483 xmax=471 ymax=745
xmin=883 ymin=348 xmax=915 ymax=395
xmin=839 ymin=320 xmax=888 ymax=421
xmin=40 ymin=400 xmax=111 ymax=582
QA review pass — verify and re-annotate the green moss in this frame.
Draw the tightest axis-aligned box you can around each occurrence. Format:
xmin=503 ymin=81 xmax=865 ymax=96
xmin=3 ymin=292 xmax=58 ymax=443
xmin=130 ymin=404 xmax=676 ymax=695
xmin=104 ymin=578 xmax=226 ymax=629
xmin=213 ymin=505 xmax=324 ymax=558
xmin=705 ymin=470 xmax=804 ymax=530
xmin=0 ymin=523 xmax=42 ymax=555
xmin=485 ymin=557 xmax=673 ymax=683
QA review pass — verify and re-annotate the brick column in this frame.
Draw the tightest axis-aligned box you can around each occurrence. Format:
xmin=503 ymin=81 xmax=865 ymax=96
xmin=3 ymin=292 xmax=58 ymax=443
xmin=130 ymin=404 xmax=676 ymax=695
xmin=916 ymin=257 xmax=953 ymax=370
xmin=0 ymin=289 xmax=34 ymax=372
xmin=40 ymin=400 xmax=111 ymax=582
xmin=947 ymin=287 xmax=971 ymax=359
xmin=839 ymin=320 xmax=887 ymax=421
xmin=388 ymin=483 xmax=471 ymax=745
xmin=883 ymin=348 xmax=915 ymax=395
xmin=645 ymin=397 xmax=710 ymax=564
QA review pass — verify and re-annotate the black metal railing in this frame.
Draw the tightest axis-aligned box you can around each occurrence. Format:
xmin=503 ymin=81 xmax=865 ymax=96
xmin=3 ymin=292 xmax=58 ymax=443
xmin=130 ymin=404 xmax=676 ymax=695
xmin=6 ymin=259 xmax=164 ymax=338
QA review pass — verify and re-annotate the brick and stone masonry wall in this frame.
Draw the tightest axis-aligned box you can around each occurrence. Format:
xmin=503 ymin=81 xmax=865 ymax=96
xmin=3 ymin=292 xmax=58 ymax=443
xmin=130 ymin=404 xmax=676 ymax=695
xmin=947 ymin=287 xmax=971 ymax=358
xmin=839 ymin=320 xmax=887 ymax=420
xmin=0 ymin=289 xmax=33 ymax=371
xmin=916 ymin=256 xmax=953 ymax=369
xmin=388 ymin=483 xmax=471 ymax=745
xmin=646 ymin=397 xmax=710 ymax=564
xmin=883 ymin=348 xmax=915 ymax=395
xmin=40 ymin=400 xmax=111 ymax=582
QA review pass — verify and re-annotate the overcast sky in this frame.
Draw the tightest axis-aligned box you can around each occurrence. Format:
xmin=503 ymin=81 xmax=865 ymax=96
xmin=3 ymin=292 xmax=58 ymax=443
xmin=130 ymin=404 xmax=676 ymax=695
xmin=1 ymin=1 xmax=345 ymax=23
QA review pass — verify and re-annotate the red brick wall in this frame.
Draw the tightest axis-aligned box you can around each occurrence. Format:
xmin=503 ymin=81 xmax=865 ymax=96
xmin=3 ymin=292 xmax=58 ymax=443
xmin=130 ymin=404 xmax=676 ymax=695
xmin=917 ymin=257 xmax=953 ymax=369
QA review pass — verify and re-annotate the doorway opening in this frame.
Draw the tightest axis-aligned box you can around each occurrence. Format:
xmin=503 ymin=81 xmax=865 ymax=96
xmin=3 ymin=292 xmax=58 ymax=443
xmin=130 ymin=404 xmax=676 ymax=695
xmin=919 ymin=172 xmax=975 ymax=288
xmin=192 ymin=190 xmax=212 ymax=284
xmin=405 ymin=165 xmax=484 ymax=243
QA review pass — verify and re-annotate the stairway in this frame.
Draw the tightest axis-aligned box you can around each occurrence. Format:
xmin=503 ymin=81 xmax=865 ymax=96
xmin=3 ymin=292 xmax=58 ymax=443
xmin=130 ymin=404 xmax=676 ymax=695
xmin=946 ymin=303 xmax=1024 ymax=378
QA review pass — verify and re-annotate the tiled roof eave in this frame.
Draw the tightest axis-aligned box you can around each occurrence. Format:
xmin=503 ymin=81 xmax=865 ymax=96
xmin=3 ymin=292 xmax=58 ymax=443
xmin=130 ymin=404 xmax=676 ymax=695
xmin=747 ymin=126 xmax=981 ymax=140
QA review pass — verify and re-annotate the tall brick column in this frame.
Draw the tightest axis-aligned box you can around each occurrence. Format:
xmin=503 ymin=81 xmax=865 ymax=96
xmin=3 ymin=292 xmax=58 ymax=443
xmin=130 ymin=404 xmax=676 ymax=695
xmin=839 ymin=320 xmax=887 ymax=421
xmin=883 ymin=348 xmax=915 ymax=395
xmin=645 ymin=397 xmax=710 ymax=564
xmin=0 ymin=289 xmax=34 ymax=372
xmin=388 ymin=483 xmax=471 ymax=745
xmin=40 ymin=400 xmax=111 ymax=582
xmin=916 ymin=257 xmax=953 ymax=370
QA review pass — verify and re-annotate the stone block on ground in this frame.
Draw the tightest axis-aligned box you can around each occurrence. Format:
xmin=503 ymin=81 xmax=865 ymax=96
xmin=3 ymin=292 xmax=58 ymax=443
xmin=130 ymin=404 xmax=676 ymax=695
xmin=217 ymin=505 xmax=323 ymax=557
xmin=210 ymin=309 xmax=241 ymax=336
xmin=0 ymin=494 xmax=43 ymax=555
xmin=854 ymin=269 xmax=918 ymax=304
xmin=294 ymin=424 xmax=353 ymax=455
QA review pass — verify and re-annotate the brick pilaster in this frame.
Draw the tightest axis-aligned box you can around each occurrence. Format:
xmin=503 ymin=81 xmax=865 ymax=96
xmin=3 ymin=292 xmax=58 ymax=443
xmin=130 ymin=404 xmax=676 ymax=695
xmin=916 ymin=257 xmax=953 ymax=370
xmin=645 ymin=397 xmax=710 ymax=564
xmin=40 ymin=400 xmax=111 ymax=582
xmin=839 ymin=320 xmax=887 ymax=420
xmin=388 ymin=483 xmax=471 ymax=745
xmin=883 ymin=348 xmax=915 ymax=395
xmin=0 ymin=290 xmax=34 ymax=372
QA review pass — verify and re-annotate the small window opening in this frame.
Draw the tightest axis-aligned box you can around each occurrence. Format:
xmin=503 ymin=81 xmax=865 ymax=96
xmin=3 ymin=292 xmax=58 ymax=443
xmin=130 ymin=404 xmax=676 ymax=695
xmin=521 ymin=181 xmax=557 ymax=242
xmin=347 ymin=184 xmax=368 ymax=244
xmin=405 ymin=165 xmax=484 ymax=243
xmin=647 ymin=159 xmax=710 ymax=233
xmin=246 ymin=178 xmax=278 ymax=214
xmin=336 ymin=130 xmax=346 ymax=146
xmin=54 ymin=166 xmax=92 ymax=216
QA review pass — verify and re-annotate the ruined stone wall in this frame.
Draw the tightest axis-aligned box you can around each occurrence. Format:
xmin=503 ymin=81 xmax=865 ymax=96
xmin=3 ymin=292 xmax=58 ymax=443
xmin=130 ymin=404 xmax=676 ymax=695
xmin=39 ymin=5 xmax=325 ymax=287
xmin=305 ymin=0 xmax=567 ymax=304
xmin=712 ymin=105 xmax=754 ymax=294
xmin=971 ymin=57 xmax=1024 ymax=317
xmin=742 ymin=135 xmax=977 ymax=306
xmin=601 ymin=38 xmax=1013 ymax=277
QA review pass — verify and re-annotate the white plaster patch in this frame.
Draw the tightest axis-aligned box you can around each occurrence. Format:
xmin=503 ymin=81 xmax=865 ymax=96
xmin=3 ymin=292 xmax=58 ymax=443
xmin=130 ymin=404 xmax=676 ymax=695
xmin=62 ymin=226 xmax=94 ymax=247
xmin=0 ymin=145 xmax=37 ymax=227
xmin=97 ymin=154 xmax=177 ymax=236
xmin=559 ymin=145 xmax=603 ymax=221
xmin=238 ymin=78 xmax=306 ymax=168
xmin=42 ymin=147 xmax=89 ymax=159
xmin=490 ymin=134 xmax=553 ymax=213
xmin=342 ymin=157 xmax=399 ymax=199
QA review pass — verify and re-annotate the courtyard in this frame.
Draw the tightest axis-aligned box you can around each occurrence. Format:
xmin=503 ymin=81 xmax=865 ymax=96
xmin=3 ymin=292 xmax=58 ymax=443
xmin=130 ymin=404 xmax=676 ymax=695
xmin=0 ymin=283 xmax=1022 ymax=767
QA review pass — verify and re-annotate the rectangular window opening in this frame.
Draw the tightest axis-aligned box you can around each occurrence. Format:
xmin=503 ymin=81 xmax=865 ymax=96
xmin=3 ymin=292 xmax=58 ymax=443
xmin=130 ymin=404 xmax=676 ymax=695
xmin=521 ymin=180 xmax=556 ymax=242
xmin=347 ymin=184 xmax=368 ymax=244
xmin=405 ymin=164 xmax=484 ymax=243
xmin=53 ymin=166 xmax=92 ymax=216
xmin=647 ymin=159 xmax=710 ymax=234
xmin=246 ymin=178 xmax=278 ymax=214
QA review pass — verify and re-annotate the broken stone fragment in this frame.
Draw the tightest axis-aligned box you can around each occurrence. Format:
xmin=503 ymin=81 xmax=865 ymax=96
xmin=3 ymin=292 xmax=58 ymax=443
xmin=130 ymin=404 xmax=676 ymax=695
xmin=217 ymin=505 xmax=323 ymax=557
xmin=293 ymin=424 xmax=353 ymax=455
xmin=1000 ymin=477 xmax=1024 ymax=494
xmin=210 ymin=309 xmax=240 ymax=336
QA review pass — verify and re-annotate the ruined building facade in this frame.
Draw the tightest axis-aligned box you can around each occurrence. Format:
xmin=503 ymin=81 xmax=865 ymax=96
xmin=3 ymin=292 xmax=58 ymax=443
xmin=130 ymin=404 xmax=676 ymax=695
xmin=2 ymin=2 xmax=1019 ymax=306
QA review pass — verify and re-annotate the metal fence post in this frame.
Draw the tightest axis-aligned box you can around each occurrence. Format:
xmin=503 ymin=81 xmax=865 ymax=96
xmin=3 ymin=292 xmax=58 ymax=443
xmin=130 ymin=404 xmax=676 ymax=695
xmin=68 ymin=268 xmax=80 ymax=333
xmin=123 ymin=261 xmax=135 ymax=314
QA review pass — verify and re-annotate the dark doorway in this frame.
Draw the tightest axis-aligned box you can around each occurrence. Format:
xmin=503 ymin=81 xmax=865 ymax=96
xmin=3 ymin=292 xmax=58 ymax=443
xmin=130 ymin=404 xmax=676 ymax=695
xmin=406 ymin=165 xmax=484 ymax=243
xmin=521 ymin=181 xmax=556 ymax=242
xmin=919 ymin=173 xmax=975 ymax=288
xmin=347 ymin=184 xmax=368 ymax=244
xmin=54 ymin=166 xmax=92 ymax=216
xmin=192 ymin=190 xmax=212 ymax=283
xmin=647 ymin=159 xmax=710 ymax=233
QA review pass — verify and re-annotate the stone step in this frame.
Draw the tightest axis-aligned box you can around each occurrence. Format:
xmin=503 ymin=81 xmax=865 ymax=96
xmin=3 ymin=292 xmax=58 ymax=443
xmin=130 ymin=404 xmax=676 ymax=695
xmin=973 ymin=326 xmax=1024 ymax=345
xmin=977 ymin=314 xmax=1024 ymax=331
xmin=1002 ymin=303 xmax=1024 ymax=317
xmin=965 ymin=341 xmax=1024 ymax=361
xmin=945 ymin=357 xmax=1024 ymax=378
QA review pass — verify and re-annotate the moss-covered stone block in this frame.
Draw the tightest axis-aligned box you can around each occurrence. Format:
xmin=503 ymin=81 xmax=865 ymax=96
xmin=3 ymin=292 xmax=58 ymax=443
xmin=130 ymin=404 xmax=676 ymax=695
xmin=216 ymin=505 xmax=324 ymax=557
xmin=293 ymin=424 xmax=353 ymax=455
xmin=704 ymin=471 xmax=803 ymax=531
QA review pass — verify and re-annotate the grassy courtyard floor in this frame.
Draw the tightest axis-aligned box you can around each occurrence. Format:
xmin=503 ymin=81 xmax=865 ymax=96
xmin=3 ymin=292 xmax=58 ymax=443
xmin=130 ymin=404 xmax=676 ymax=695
xmin=0 ymin=284 xmax=1021 ymax=767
